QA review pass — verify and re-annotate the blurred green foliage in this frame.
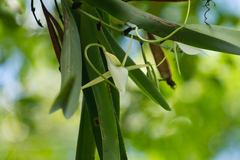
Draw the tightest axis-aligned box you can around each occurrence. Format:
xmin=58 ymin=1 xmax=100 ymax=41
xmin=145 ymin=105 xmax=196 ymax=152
xmin=1 ymin=0 xmax=240 ymax=159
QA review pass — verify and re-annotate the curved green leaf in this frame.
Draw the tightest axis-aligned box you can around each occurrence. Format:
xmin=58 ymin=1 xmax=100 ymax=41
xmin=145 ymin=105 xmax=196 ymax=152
xmin=84 ymin=0 xmax=240 ymax=55
xmin=184 ymin=24 xmax=240 ymax=54
xmin=50 ymin=76 xmax=75 ymax=113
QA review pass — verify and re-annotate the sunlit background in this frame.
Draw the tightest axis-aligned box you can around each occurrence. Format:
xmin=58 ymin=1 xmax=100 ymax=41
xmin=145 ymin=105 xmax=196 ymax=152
xmin=1 ymin=0 xmax=240 ymax=159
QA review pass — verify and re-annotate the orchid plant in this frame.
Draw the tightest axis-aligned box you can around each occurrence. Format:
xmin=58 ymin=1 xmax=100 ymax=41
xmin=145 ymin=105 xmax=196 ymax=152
xmin=81 ymin=33 xmax=149 ymax=95
xmin=32 ymin=0 xmax=240 ymax=159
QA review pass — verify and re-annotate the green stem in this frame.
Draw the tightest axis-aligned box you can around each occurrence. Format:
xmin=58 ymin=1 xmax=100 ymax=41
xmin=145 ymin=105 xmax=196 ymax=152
xmin=156 ymin=46 xmax=172 ymax=67
xmin=76 ymin=8 xmax=124 ymax=34
xmin=173 ymin=42 xmax=181 ymax=75
xmin=99 ymin=28 xmax=115 ymax=54
xmin=135 ymin=25 xmax=186 ymax=44
xmin=76 ymin=6 xmax=185 ymax=48
xmin=184 ymin=0 xmax=191 ymax=24
xmin=122 ymin=32 xmax=133 ymax=67
xmin=84 ymin=43 xmax=119 ymax=91
xmin=148 ymin=62 xmax=158 ymax=88
xmin=140 ymin=43 xmax=154 ymax=83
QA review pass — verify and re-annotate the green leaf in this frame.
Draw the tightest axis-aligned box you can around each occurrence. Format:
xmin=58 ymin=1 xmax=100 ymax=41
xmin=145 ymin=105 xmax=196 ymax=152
xmin=81 ymin=54 xmax=103 ymax=159
xmin=80 ymin=4 xmax=120 ymax=159
xmin=183 ymin=24 xmax=240 ymax=55
xmin=76 ymin=101 xmax=96 ymax=160
xmin=50 ymin=76 xmax=75 ymax=114
xmin=82 ymin=84 xmax=103 ymax=159
xmin=50 ymin=0 xmax=82 ymax=119
xmin=97 ymin=9 xmax=128 ymax=160
xmin=84 ymin=0 xmax=240 ymax=55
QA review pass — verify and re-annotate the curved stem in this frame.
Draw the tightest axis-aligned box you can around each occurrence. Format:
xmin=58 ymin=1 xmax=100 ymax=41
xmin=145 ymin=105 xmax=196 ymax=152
xmin=140 ymin=43 xmax=151 ymax=73
xmin=122 ymin=32 xmax=133 ymax=67
xmin=173 ymin=42 xmax=181 ymax=75
xmin=135 ymin=25 xmax=186 ymax=44
xmin=140 ymin=43 xmax=156 ymax=85
xmin=76 ymin=8 xmax=124 ymax=34
xmin=156 ymin=46 xmax=172 ymax=67
xmin=84 ymin=43 xmax=118 ymax=91
xmin=99 ymin=28 xmax=115 ymax=55
xmin=148 ymin=62 xmax=158 ymax=88
xmin=184 ymin=0 xmax=191 ymax=24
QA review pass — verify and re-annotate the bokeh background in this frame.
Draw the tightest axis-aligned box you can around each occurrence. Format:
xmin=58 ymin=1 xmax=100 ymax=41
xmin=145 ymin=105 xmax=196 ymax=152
xmin=1 ymin=0 xmax=240 ymax=159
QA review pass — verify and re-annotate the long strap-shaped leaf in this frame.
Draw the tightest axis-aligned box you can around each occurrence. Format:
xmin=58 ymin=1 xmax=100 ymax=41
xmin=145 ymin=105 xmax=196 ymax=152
xmin=97 ymin=8 xmax=128 ymax=160
xmin=76 ymin=101 xmax=95 ymax=160
xmin=80 ymin=4 xmax=120 ymax=159
xmin=82 ymin=58 xmax=127 ymax=160
xmin=82 ymin=79 xmax=103 ymax=159
xmin=50 ymin=0 xmax=82 ymax=119
xmin=84 ymin=0 xmax=240 ymax=55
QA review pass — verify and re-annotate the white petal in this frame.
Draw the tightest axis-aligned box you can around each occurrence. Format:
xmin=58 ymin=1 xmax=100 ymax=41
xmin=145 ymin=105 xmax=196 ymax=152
xmin=111 ymin=66 xmax=128 ymax=95
xmin=177 ymin=42 xmax=207 ymax=55
xmin=105 ymin=52 xmax=128 ymax=94
xmin=104 ymin=51 xmax=121 ymax=65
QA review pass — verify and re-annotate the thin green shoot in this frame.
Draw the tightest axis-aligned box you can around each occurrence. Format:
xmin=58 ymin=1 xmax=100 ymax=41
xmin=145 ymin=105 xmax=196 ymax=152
xmin=173 ymin=42 xmax=181 ymax=75
xmin=184 ymin=0 xmax=191 ymax=24
xmin=135 ymin=25 xmax=186 ymax=44
xmin=76 ymin=8 xmax=124 ymax=35
xmin=84 ymin=43 xmax=119 ymax=91
xmin=156 ymin=46 xmax=172 ymax=67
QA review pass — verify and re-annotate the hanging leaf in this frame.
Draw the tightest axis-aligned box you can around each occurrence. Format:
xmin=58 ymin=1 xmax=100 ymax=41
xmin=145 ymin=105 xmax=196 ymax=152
xmin=50 ymin=0 xmax=82 ymax=119
xmin=50 ymin=76 xmax=75 ymax=113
